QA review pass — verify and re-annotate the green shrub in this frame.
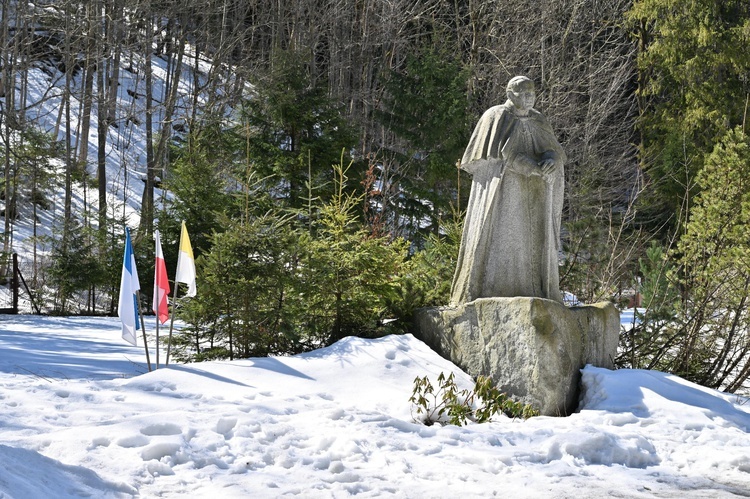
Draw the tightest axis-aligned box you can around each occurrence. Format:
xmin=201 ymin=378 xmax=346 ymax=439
xmin=409 ymin=372 xmax=538 ymax=426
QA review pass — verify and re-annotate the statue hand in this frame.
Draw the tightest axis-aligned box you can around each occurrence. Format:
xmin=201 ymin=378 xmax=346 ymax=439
xmin=539 ymin=158 xmax=557 ymax=175
xmin=512 ymin=155 xmax=542 ymax=177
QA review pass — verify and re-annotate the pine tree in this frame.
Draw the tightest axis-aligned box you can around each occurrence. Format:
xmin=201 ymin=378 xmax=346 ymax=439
xmin=374 ymin=45 xmax=471 ymax=244
xmin=240 ymin=48 xmax=355 ymax=210
xmin=629 ymin=0 xmax=750 ymax=231
xmin=162 ymin=119 xmax=239 ymax=263
xmin=48 ymin=219 xmax=102 ymax=314
xmin=670 ymin=127 xmax=750 ymax=390
xmin=182 ymin=210 xmax=303 ymax=360
xmin=301 ymin=160 xmax=409 ymax=345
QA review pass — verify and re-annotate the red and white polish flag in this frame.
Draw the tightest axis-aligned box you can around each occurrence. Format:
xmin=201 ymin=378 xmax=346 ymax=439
xmin=153 ymin=229 xmax=171 ymax=324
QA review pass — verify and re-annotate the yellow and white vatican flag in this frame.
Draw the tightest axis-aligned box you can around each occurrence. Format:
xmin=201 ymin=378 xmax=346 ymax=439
xmin=174 ymin=221 xmax=196 ymax=297
xmin=166 ymin=221 xmax=196 ymax=366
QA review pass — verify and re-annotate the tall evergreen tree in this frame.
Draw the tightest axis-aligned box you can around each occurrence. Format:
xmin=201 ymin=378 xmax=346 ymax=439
xmin=629 ymin=0 xmax=750 ymax=231
xmin=301 ymin=161 xmax=409 ymax=345
xmin=49 ymin=219 xmax=103 ymax=313
xmin=241 ymin=48 xmax=355 ymax=210
xmin=375 ymin=45 xmax=471 ymax=244
xmin=162 ymin=118 xmax=240 ymax=263
xmin=625 ymin=128 xmax=750 ymax=392
xmin=672 ymin=127 xmax=750 ymax=391
xmin=167 ymin=207 xmax=301 ymax=362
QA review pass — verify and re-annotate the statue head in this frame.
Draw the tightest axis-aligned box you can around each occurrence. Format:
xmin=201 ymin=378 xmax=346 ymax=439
xmin=506 ymin=76 xmax=536 ymax=115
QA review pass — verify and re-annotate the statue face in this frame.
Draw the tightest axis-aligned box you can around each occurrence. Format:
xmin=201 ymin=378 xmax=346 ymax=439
xmin=508 ymin=85 xmax=536 ymax=113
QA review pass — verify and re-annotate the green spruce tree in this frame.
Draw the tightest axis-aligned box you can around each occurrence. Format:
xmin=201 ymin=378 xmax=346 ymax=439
xmin=671 ymin=127 xmax=750 ymax=390
xmin=629 ymin=0 xmax=750 ymax=231
xmin=241 ymin=48 xmax=355 ymax=210
xmin=301 ymin=160 xmax=409 ymax=345
xmin=375 ymin=45 xmax=471 ymax=245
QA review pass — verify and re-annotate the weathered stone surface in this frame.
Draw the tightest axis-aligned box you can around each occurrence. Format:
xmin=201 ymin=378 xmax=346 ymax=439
xmin=451 ymin=76 xmax=566 ymax=305
xmin=413 ymin=297 xmax=619 ymax=416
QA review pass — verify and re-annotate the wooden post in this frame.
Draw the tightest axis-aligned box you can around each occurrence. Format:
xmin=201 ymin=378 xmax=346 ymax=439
xmin=11 ymin=253 xmax=18 ymax=314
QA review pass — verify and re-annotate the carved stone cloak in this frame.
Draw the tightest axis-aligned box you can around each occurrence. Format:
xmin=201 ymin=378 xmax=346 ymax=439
xmin=450 ymin=101 xmax=566 ymax=305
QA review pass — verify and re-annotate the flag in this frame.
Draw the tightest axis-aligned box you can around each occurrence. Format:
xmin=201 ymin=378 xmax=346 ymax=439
xmin=175 ymin=221 xmax=196 ymax=297
xmin=153 ymin=229 xmax=170 ymax=324
xmin=118 ymin=227 xmax=140 ymax=346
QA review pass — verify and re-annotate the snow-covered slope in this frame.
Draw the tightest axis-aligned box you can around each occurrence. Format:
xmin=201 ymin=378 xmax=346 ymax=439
xmin=1 ymin=315 xmax=749 ymax=498
xmin=7 ymin=45 xmax=222 ymax=259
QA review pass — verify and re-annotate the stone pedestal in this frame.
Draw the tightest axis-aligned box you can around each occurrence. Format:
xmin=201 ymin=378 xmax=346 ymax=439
xmin=413 ymin=297 xmax=619 ymax=416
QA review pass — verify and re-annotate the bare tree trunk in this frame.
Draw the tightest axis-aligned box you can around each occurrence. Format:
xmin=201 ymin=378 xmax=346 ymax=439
xmin=63 ymin=12 xmax=73 ymax=235
xmin=140 ymin=12 xmax=155 ymax=239
xmin=106 ymin=0 xmax=122 ymax=125
xmin=97 ymin=87 xmax=107 ymax=229
xmin=96 ymin=0 xmax=109 ymax=231
xmin=78 ymin=3 xmax=96 ymax=176
xmin=1 ymin=0 xmax=14 ymax=255
xmin=140 ymin=17 xmax=186 ymax=238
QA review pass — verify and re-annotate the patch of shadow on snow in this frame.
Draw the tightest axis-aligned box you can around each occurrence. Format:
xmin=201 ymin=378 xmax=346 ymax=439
xmin=246 ymin=357 xmax=315 ymax=380
xmin=582 ymin=367 xmax=750 ymax=432
xmin=0 ymin=444 xmax=136 ymax=498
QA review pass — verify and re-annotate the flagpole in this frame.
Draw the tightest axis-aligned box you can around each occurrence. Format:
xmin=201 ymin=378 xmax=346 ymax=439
xmin=153 ymin=228 xmax=170 ymax=370
xmin=165 ymin=280 xmax=181 ymax=365
xmin=166 ymin=221 xmax=196 ymax=366
xmin=165 ymin=222 xmax=184 ymax=367
xmin=136 ymin=291 xmax=152 ymax=372
xmin=155 ymin=318 xmax=160 ymax=369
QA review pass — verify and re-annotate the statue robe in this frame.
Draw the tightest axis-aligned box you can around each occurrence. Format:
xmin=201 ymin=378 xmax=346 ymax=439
xmin=450 ymin=101 xmax=566 ymax=305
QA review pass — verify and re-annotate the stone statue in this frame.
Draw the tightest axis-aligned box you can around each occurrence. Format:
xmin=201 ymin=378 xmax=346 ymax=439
xmin=450 ymin=76 xmax=566 ymax=305
xmin=416 ymin=78 xmax=619 ymax=415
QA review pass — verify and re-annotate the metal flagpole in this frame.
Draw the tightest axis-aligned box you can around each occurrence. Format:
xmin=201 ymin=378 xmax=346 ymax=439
xmin=165 ymin=284 xmax=180 ymax=365
xmin=155 ymin=317 xmax=160 ymax=369
xmin=166 ymin=220 xmax=194 ymax=366
xmin=165 ymin=221 xmax=184 ymax=367
xmin=136 ymin=291 xmax=152 ymax=372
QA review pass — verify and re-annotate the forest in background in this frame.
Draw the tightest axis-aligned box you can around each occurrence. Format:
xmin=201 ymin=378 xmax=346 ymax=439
xmin=1 ymin=0 xmax=750 ymax=393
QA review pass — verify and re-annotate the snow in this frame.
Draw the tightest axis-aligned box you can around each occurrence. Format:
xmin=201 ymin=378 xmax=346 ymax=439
xmin=1 ymin=315 xmax=749 ymax=498
xmin=620 ymin=307 xmax=643 ymax=331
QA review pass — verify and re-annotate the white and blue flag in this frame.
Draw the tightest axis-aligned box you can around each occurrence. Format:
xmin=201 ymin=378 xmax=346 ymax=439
xmin=117 ymin=227 xmax=141 ymax=346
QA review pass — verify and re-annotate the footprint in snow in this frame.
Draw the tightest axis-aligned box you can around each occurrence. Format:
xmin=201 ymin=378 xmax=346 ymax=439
xmin=88 ymin=436 xmax=110 ymax=449
xmin=116 ymin=434 xmax=149 ymax=448
xmin=140 ymin=422 xmax=182 ymax=436
xmin=140 ymin=442 xmax=182 ymax=461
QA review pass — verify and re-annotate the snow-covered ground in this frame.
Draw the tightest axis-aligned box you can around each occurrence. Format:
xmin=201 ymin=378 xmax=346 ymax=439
xmin=1 ymin=315 xmax=749 ymax=498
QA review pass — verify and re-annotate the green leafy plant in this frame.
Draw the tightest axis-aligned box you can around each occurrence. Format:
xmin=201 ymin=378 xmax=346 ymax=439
xmin=409 ymin=372 xmax=538 ymax=426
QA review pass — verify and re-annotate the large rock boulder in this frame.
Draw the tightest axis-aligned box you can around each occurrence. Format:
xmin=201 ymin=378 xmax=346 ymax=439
xmin=413 ymin=297 xmax=619 ymax=416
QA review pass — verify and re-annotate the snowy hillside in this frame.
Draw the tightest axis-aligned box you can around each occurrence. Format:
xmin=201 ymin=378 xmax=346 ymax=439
xmin=6 ymin=41 xmax=225 ymax=259
xmin=1 ymin=315 xmax=749 ymax=498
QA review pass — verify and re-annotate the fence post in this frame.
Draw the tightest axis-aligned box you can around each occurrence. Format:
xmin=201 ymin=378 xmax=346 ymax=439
xmin=11 ymin=253 xmax=18 ymax=314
